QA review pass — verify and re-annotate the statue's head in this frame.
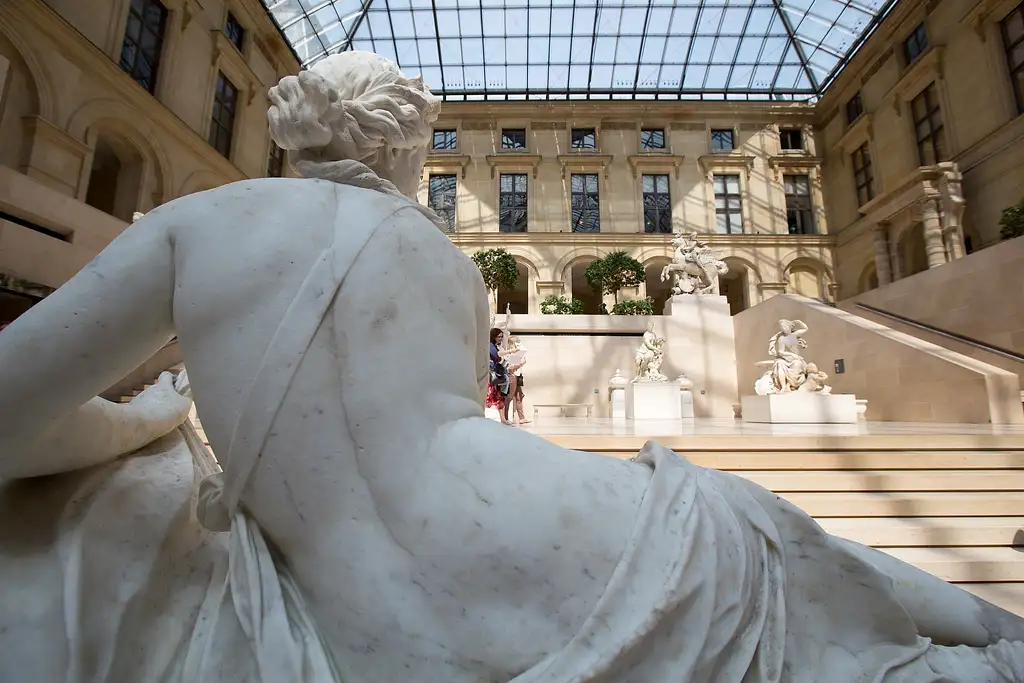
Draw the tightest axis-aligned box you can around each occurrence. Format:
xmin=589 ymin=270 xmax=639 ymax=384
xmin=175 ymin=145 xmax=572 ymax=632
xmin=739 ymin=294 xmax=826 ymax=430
xmin=268 ymin=51 xmax=441 ymax=198
xmin=779 ymin=319 xmax=795 ymax=334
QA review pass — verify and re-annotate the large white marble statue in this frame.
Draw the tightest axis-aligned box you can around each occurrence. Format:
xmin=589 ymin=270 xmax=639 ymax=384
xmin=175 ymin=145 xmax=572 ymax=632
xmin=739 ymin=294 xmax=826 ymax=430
xmin=3 ymin=50 xmax=1024 ymax=683
xmin=633 ymin=320 xmax=668 ymax=383
xmin=660 ymin=230 xmax=729 ymax=295
xmin=753 ymin=318 xmax=835 ymax=395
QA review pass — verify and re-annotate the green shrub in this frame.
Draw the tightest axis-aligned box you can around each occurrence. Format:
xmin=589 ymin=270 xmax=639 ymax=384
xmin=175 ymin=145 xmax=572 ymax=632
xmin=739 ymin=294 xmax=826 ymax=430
xmin=471 ymin=248 xmax=519 ymax=305
xmin=540 ymin=294 xmax=586 ymax=315
xmin=611 ymin=298 xmax=655 ymax=315
xmin=1000 ymin=201 xmax=1024 ymax=241
xmin=584 ymin=251 xmax=645 ymax=303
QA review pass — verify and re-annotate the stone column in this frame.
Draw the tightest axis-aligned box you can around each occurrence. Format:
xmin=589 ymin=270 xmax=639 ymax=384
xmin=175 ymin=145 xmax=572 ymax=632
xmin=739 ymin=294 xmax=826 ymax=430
xmin=872 ymin=224 xmax=893 ymax=286
xmin=920 ymin=199 xmax=947 ymax=269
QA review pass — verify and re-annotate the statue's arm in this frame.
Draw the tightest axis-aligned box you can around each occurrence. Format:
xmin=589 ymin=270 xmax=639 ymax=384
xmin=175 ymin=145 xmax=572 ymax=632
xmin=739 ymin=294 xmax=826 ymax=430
xmin=792 ymin=320 xmax=809 ymax=336
xmin=0 ymin=211 xmax=184 ymax=478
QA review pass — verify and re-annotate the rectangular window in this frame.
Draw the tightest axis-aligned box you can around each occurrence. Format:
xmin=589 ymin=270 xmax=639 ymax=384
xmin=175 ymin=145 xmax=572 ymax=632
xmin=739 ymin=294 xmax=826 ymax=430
xmin=846 ymin=92 xmax=864 ymax=124
xmin=911 ymin=83 xmax=946 ymax=165
xmin=208 ymin=72 xmax=238 ymax=159
xmin=711 ymin=129 xmax=735 ymax=152
xmin=852 ymin=142 xmax=874 ymax=206
xmin=903 ymin=23 xmax=929 ymax=64
xmin=570 ymin=173 xmax=600 ymax=233
xmin=640 ymin=129 xmax=666 ymax=150
xmin=428 ymin=174 xmax=457 ymax=233
xmin=499 ymin=174 xmax=528 ymax=233
xmin=267 ymin=142 xmax=285 ymax=178
xmin=571 ymin=128 xmax=597 ymax=150
xmin=432 ymin=129 xmax=457 ymax=150
xmin=784 ymin=174 xmax=814 ymax=235
xmin=642 ymin=174 xmax=672 ymax=234
xmin=713 ymin=174 xmax=743 ymax=234
xmin=780 ymin=128 xmax=803 ymax=151
xmin=224 ymin=11 xmax=245 ymax=52
xmin=501 ymin=129 xmax=526 ymax=149
xmin=1002 ymin=2 xmax=1024 ymax=114
xmin=119 ymin=0 xmax=168 ymax=94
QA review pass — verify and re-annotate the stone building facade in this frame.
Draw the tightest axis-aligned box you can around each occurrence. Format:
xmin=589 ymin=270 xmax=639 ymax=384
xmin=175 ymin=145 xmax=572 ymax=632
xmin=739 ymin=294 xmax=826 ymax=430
xmin=0 ymin=0 xmax=298 ymax=320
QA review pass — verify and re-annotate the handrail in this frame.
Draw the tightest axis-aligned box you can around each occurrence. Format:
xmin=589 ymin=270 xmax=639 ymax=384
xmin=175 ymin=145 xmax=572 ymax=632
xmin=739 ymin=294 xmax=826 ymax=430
xmin=854 ymin=302 xmax=1024 ymax=363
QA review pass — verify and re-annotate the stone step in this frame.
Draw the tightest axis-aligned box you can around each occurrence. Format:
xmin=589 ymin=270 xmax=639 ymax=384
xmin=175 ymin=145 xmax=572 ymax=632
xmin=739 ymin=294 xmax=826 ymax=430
xmin=782 ymin=491 xmax=1024 ymax=517
xmin=740 ymin=469 xmax=1024 ymax=492
xmin=819 ymin=517 xmax=1024 ymax=547
xmin=591 ymin=451 xmax=1024 ymax=470
xmin=883 ymin=546 xmax=1024 ymax=583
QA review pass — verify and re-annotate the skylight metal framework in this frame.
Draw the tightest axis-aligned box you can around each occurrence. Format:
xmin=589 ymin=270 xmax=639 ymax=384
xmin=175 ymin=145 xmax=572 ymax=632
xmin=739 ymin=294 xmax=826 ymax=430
xmin=261 ymin=0 xmax=897 ymax=101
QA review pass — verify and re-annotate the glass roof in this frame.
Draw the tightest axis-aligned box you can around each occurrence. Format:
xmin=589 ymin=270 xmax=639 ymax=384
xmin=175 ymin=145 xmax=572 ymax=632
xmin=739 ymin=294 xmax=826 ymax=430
xmin=261 ymin=0 xmax=896 ymax=100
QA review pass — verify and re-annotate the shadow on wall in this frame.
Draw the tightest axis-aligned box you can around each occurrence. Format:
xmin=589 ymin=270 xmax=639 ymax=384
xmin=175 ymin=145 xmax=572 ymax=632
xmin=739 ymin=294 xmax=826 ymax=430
xmin=733 ymin=294 xmax=1023 ymax=424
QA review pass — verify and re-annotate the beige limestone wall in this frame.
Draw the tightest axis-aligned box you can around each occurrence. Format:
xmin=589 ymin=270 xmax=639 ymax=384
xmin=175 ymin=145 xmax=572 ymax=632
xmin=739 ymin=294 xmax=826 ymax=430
xmin=817 ymin=0 xmax=1024 ymax=298
xmin=846 ymin=236 xmax=1024 ymax=355
xmin=734 ymin=294 xmax=1023 ymax=424
xmin=429 ymin=101 xmax=839 ymax=314
xmin=496 ymin=307 xmax=738 ymax=418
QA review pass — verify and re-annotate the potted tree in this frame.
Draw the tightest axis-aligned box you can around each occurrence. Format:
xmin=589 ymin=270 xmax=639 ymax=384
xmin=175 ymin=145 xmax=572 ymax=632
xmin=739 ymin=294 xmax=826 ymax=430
xmin=471 ymin=248 xmax=520 ymax=312
xmin=1000 ymin=200 xmax=1024 ymax=241
xmin=585 ymin=251 xmax=646 ymax=311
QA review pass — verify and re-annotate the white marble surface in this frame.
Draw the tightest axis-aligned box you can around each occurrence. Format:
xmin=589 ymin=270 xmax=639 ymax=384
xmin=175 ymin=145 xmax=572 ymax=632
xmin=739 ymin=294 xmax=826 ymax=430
xmin=742 ymin=392 xmax=859 ymax=424
xmin=627 ymin=381 xmax=682 ymax=420
xmin=2 ymin=49 xmax=1024 ymax=683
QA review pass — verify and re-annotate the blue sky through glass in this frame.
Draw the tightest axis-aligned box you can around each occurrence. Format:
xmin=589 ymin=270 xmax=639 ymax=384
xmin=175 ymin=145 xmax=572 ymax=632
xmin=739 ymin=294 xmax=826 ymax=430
xmin=261 ymin=0 xmax=895 ymax=100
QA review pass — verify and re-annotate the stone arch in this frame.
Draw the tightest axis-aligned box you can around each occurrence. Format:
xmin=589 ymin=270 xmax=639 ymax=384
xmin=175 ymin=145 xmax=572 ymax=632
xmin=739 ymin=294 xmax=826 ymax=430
xmin=178 ymin=171 xmax=228 ymax=197
xmin=858 ymin=261 xmax=879 ymax=294
xmin=559 ymin=253 xmax=604 ymax=314
xmin=721 ymin=256 xmax=763 ymax=315
xmin=554 ymin=248 xmax=608 ymax=284
xmin=781 ymin=255 xmax=834 ymax=302
xmin=641 ymin=255 xmax=673 ymax=315
xmin=67 ymin=99 xmax=174 ymax=206
xmin=0 ymin=16 xmax=57 ymax=122
xmin=895 ymin=223 xmax=928 ymax=278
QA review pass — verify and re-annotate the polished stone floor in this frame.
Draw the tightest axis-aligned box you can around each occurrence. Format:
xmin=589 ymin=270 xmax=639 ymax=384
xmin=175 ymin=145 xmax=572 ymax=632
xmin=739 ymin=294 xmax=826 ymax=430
xmin=513 ymin=416 xmax=1024 ymax=438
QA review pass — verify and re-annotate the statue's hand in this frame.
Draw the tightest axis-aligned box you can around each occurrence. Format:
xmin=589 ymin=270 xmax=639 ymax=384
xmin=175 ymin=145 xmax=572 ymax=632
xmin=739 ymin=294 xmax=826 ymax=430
xmin=268 ymin=70 xmax=341 ymax=151
xmin=129 ymin=371 xmax=193 ymax=430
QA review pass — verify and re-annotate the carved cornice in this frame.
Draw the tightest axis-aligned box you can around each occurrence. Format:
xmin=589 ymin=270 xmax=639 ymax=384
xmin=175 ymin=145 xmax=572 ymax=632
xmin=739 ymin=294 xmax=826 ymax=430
xmin=885 ymin=46 xmax=945 ymax=116
xmin=767 ymin=155 xmax=824 ymax=180
xmin=960 ymin=0 xmax=1019 ymax=39
xmin=857 ymin=164 xmax=948 ymax=222
xmin=626 ymin=153 xmax=685 ymax=179
xmin=449 ymin=232 xmax=836 ymax=249
xmin=423 ymin=153 xmax=471 ymax=179
xmin=485 ymin=153 xmax=543 ymax=179
xmin=556 ymin=153 xmax=613 ymax=179
xmin=697 ymin=154 xmax=755 ymax=180
xmin=833 ymin=113 xmax=873 ymax=154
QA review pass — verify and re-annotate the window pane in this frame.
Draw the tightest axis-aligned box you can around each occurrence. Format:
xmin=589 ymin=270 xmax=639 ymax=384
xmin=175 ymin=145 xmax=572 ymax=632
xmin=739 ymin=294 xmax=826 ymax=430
xmin=585 ymin=174 xmax=598 ymax=192
xmin=715 ymin=213 xmax=729 ymax=233
xmin=1004 ymin=8 xmax=1024 ymax=44
xmin=725 ymin=175 xmax=740 ymax=193
xmin=729 ymin=213 xmax=743 ymax=231
xmin=500 ymin=174 xmax=512 ymax=192
xmin=641 ymin=175 xmax=654 ymax=192
xmin=571 ymin=174 xmax=584 ymax=192
xmin=655 ymin=175 xmax=668 ymax=192
xmin=641 ymin=129 xmax=665 ymax=149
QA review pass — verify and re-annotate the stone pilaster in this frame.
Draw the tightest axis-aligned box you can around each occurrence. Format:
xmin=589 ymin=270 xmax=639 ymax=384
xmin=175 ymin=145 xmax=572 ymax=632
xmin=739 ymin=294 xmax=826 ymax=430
xmin=872 ymin=224 xmax=893 ymax=286
xmin=919 ymin=199 xmax=947 ymax=269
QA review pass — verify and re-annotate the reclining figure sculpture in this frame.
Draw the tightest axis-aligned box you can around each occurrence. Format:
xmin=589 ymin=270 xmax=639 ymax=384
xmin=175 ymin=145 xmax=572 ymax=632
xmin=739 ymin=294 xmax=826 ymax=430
xmin=1 ymin=51 xmax=1024 ymax=683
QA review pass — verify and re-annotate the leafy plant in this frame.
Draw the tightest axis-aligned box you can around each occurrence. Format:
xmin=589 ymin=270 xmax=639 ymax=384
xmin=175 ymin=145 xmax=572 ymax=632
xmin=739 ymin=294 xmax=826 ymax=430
xmin=471 ymin=248 xmax=519 ymax=307
xmin=999 ymin=200 xmax=1024 ymax=241
xmin=611 ymin=298 xmax=655 ymax=315
xmin=584 ymin=251 xmax=645 ymax=304
xmin=540 ymin=294 xmax=586 ymax=315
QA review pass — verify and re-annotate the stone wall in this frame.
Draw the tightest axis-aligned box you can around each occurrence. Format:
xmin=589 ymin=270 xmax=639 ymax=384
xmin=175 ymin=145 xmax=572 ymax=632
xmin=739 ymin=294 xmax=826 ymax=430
xmin=734 ymin=294 xmax=1023 ymax=424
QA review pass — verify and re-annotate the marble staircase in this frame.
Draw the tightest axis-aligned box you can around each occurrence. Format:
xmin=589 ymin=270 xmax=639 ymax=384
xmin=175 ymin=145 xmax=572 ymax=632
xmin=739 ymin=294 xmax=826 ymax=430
xmin=546 ymin=433 xmax=1024 ymax=616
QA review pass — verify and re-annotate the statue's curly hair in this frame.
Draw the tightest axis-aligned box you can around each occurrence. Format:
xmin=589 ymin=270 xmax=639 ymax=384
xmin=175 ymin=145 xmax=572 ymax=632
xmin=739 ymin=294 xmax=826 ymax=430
xmin=268 ymin=52 xmax=440 ymax=196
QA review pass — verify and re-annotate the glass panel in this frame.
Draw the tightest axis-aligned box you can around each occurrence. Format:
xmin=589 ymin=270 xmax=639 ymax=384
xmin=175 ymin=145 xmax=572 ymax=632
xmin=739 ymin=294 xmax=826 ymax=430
xmin=261 ymin=0 xmax=897 ymax=99
xmin=1003 ymin=8 xmax=1024 ymax=45
xmin=711 ymin=130 xmax=734 ymax=151
xmin=640 ymin=129 xmax=665 ymax=149
xmin=725 ymin=175 xmax=740 ymax=194
xmin=641 ymin=175 xmax=654 ymax=193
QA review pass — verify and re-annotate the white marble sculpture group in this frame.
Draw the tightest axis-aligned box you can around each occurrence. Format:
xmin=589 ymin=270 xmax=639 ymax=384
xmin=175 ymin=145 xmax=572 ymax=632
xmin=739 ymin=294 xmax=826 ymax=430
xmin=753 ymin=318 xmax=833 ymax=395
xmin=633 ymin=320 xmax=668 ymax=383
xmin=660 ymin=230 xmax=729 ymax=295
xmin=2 ymin=51 xmax=1024 ymax=683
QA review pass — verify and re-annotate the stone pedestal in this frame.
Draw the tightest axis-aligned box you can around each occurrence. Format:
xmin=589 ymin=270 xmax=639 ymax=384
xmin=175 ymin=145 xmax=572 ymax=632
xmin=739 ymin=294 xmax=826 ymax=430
xmin=627 ymin=382 xmax=683 ymax=420
xmin=608 ymin=370 xmax=628 ymax=421
xmin=741 ymin=393 xmax=859 ymax=424
xmin=663 ymin=294 xmax=729 ymax=317
xmin=679 ymin=390 xmax=694 ymax=418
